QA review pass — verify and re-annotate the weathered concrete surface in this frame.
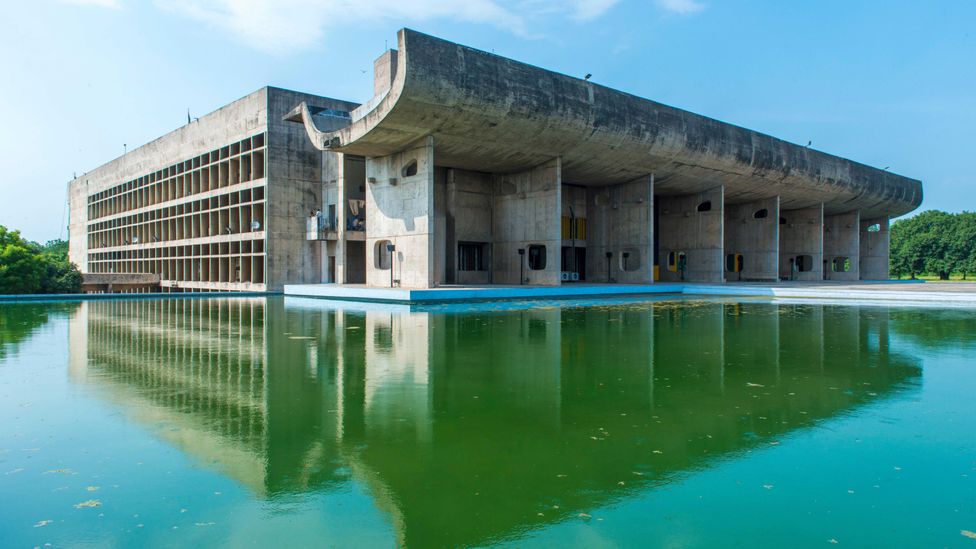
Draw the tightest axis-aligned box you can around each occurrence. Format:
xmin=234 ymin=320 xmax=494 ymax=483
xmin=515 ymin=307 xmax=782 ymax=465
xmin=80 ymin=273 xmax=161 ymax=292
xmin=491 ymin=159 xmax=562 ymax=285
xmin=69 ymin=87 xmax=358 ymax=293
xmin=724 ymin=196 xmax=780 ymax=281
xmin=779 ymin=205 xmax=823 ymax=281
xmin=365 ymin=136 xmax=436 ymax=288
xmin=823 ymin=211 xmax=860 ymax=281
xmin=586 ymin=175 xmax=654 ymax=283
xmin=445 ymin=168 xmax=493 ymax=285
xmin=657 ymin=187 xmax=724 ymax=283
xmin=859 ymin=217 xmax=890 ymax=280
xmin=267 ymin=88 xmax=351 ymax=290
xmin=298 ymin=29 xmax=921 ymax=221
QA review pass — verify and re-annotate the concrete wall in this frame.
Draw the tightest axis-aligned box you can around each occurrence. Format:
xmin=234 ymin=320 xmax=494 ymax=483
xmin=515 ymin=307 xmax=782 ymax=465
xmin=68 ymin=88 xmax=270 ymax=276
xmin=267 ymin=88 xmax=357 ymax=290
xmin=445 ymin=168 xmax=493 ymax=285
xmin=491 ymin=158 xmax=562 ymax=285
xmin=586 ymin=175 xmax=654 ymax=283
xmin=723 ymin=196 xmax=780 ymax=282
xmin=779 ymin=205 xmax=824 ymax=281
xmin=823 ymin=210 xmax=860 ymax=281
xmin=656 ymin=186 xmax=724 ymax=282
xmin=859 ymin=216 xmax=890 ymax=280
xmin=365 ymin=136 xmax=435 ymax=288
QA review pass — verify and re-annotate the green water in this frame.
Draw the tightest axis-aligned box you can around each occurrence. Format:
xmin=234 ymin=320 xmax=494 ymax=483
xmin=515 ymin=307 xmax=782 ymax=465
xmin=1 ymin=296 xmax=974 ymax=548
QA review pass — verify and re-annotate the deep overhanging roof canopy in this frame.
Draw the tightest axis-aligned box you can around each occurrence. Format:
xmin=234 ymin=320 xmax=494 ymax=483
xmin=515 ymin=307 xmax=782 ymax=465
xmin=289 ymin=29 xmax=922 ymax=219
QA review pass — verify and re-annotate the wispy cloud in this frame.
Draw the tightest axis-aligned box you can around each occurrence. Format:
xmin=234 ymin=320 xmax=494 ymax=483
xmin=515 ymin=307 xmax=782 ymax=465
xmin=152 ymin=0 xmax=621 ymax=54
xmin=60 ymin=0 xmax=121 ymax=8
xmin=656 ymin=0 xmax=705 ymax=15
xmin=571 ymin=0 xmax=620 ymax=21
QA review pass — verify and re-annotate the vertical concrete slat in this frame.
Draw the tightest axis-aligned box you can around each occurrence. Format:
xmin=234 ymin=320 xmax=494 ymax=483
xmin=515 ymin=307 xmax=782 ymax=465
xmin=723 ymin=196 xmax=780 ymax=282
xmin=823 ymin=210 xmax=861 ymax=281
xmin=859 ymin=216 xmax=890 ymax=280
xmin=779 ymin=204 xmax=824 ymax=281
xmin=656 ymin=185 xmax=725 ymax=283
xmin=490 ymin=157 xmax=562 ymax=286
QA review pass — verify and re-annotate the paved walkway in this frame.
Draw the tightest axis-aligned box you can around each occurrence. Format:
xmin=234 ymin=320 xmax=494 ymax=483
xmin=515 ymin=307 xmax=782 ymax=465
xmin=283 ymin=280 xmax=976 ymax=305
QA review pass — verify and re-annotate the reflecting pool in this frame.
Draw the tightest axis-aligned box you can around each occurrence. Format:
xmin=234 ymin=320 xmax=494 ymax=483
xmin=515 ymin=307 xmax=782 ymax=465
xmin=1 ymin=297 xmax=974 ymax=547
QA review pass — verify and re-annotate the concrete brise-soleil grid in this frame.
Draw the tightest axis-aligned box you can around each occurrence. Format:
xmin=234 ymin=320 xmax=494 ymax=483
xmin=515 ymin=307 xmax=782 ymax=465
xmin=84 ymin=134 xmax=267 ymax=290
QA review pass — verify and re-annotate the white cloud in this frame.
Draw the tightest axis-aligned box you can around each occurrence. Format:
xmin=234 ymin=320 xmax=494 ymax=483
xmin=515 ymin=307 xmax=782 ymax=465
xmin=60 ymin=0 xmax=121 ymax=7
xmin=152 ymin=0 xmax=622 ymax=54
xmin=656 ymin=0 xmax=705 ymax=15
xmin=571 ymin=0 xmax=620 ymax=21
xmin=155 ymin=0 xmax=529 ymax=53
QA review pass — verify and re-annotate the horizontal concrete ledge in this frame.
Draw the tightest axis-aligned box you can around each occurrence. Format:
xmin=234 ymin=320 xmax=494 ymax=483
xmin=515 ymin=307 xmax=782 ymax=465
xmin=283 ymin=283 xmax=676 ymax=304
xmin=283 ymin=282 xmax=976 ymax=306
xmin=0 ymin=291 xmax=279 ymax=303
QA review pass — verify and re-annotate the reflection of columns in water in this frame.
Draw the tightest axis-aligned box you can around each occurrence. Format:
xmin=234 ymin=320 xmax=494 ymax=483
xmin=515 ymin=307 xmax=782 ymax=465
xmin=364 ymin=311 xmax=432 ymax=443
xmin=723 ymin=301 xmax=781 ymax=386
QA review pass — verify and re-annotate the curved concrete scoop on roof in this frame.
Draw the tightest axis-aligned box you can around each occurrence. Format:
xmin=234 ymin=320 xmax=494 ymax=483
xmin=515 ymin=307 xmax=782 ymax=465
xmin=289 ymin=28 xmax=920 ymax=220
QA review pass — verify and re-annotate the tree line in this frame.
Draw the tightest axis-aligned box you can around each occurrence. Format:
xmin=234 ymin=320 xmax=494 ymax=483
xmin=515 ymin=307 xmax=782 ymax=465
xmin=0 ymin=225 xmax=82 ymax=294
xmin=890 ymin=210 xmax=976 ymax=280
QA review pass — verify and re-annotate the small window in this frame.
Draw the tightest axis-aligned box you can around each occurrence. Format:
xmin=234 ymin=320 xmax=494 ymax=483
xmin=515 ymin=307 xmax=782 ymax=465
xmin=527 ymin=245 xmax=547 ymax=270
xmin=458 ymin=242 xmax=487 ymax=271
xmin=866 ymin=223 xmax=881 ymax=232
xmin=832 ymin=257 xmax=851 ymax=272
xmin=796 ymin=255 xmax=813 ymax=272
xmin=667 ymin=251 xmax=677 ymax=272
xmin=780 ymin=217 xmax=787 ymax=225
xmin=754 ymin=208 xmax=768 ymax=219
xmin=620 ymin=249 xmax=639 ymax=272
xmin=697 ymin=200 xmax=712 ymax=212
xmin=375 ymin=240 xmax=392 ymax=270
xmin=401 ymin=159 xmax=418 ymax=177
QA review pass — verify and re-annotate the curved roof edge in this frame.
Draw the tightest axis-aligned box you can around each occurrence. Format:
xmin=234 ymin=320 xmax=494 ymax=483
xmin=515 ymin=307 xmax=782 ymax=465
xmin=292 ymin=29 xmax=922 ymax=219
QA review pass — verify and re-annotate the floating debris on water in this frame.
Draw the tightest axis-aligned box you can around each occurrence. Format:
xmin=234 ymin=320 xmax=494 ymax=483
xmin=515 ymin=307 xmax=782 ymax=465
xmin=44 ymin=469 xmax=74 ymax=475
xmin=86 ymin=486 xmax=99 ymax=492
xmin=746 ymin=382 xmax=765 ymax=388
xmin=961 ymin=530 xmax=976 ymax=540
xmin=74 ymin=500 xmax=101 ymax=509
xmin=33 ymin=520 xmax=53 ymax=528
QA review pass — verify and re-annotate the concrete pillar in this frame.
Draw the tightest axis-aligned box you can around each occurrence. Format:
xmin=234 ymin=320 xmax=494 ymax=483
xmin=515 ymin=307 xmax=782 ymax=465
xmin=444 ymin=168 xmax=493 ymax=285
xmin=723 ymin=196 xmax=780 ymax=282
xmin=586 ymin=174 xmax=654 ymax=283
xmin=364 ymin=136 xmax=436 ymax=288
xmin=823 ymin=210 xmax=860 ymax=281
xmin=656 ymin=186 xmax=724 ymax=283
xmin=779 ymin=205 xmax=824 ymax=281
xmin=859 ymin=216 xmax=890 ymax=280
xmin=491 ymin=158 xmax=562 ymax=285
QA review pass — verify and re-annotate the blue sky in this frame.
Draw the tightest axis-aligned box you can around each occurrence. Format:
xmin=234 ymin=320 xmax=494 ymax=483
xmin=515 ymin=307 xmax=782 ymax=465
xmin=1 ymin=0 xmax=973 ymax=242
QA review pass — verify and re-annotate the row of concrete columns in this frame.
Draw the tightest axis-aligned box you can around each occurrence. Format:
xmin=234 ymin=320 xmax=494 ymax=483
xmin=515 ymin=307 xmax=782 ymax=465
xmin=654 ymin=186 xmax=889 ymax=283
xmin=326 ymin=142 xmax=890 ymax=287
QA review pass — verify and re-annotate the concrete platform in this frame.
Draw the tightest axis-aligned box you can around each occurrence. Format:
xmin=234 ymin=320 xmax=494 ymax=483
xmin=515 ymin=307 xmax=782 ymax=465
xmin=283 ymin=281 xmax=976 ymax=306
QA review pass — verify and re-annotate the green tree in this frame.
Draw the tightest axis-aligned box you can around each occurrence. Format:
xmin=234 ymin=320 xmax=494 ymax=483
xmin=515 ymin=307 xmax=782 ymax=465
xmin=890 ymin=210 xmax=976 ymax=280
xmin=0 ymin=226 xmax=82 ymax=294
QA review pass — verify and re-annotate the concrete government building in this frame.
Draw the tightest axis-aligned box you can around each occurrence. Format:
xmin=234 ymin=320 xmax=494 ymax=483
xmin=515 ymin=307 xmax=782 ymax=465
xmin=69 ymin=29 xmax=922 ymax=293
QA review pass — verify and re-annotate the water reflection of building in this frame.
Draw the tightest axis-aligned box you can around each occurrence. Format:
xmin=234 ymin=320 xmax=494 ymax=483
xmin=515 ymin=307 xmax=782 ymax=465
xmin=69 ymin=298 xmax=921 ymax=548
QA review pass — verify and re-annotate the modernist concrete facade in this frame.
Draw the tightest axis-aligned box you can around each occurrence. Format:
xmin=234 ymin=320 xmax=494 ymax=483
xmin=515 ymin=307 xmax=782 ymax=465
xmin=68 ymin=87 xmax=356 ymax=292
xmin=292 ymin=29 xmax=921 ymax=289
xmin=69 ymin=29 xmax=921 ymax=292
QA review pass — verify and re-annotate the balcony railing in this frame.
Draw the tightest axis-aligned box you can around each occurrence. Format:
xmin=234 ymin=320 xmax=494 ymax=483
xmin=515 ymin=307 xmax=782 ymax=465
xmin=306 ymin=215 xmax=338 ymax=240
